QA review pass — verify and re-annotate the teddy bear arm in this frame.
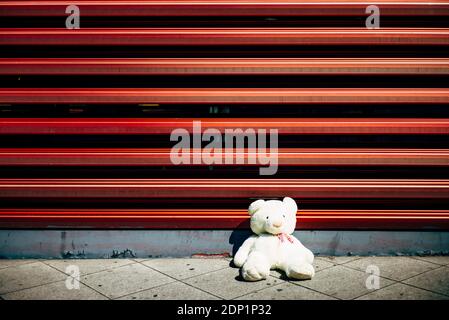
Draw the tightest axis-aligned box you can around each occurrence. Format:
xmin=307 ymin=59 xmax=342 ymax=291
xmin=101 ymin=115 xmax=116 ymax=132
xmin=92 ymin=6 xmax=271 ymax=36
xmin=297 ymin=244 xmax=314 ymax=264
xmin=291 ymin=236 xmax=314 ymax=264
xmin=233 ymin=235 xmax=256 ymax=267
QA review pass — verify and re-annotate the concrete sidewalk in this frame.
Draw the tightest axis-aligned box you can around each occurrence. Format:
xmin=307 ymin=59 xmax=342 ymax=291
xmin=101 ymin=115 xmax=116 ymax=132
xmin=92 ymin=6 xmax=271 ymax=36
xmin=1 ymin=256 xmax=448 ymax=300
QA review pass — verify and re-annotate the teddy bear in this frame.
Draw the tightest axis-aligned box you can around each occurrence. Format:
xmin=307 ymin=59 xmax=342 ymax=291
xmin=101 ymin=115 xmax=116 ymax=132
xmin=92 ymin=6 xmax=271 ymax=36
xmin=233 ymin=197 xmax=315 ymax=281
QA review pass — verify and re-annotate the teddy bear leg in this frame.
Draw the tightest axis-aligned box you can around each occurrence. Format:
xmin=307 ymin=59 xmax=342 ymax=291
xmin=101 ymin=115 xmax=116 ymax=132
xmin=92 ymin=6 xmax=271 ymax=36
xmin=285 ymin=262 xmax=315 ymax=280
xmin=241 ymin=252 xmax=271 ymax=282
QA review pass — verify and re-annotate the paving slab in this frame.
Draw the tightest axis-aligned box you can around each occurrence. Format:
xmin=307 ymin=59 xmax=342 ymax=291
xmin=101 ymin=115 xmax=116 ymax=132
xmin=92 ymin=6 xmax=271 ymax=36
xmin=0 ymin=261 xmax=65 ymax=295
xmin=269 ymin=258 xmax=335 ymax=279
xmin=316 ymin=256 xmax=361 ymax=265
xmin=2 ymin=280 xmax=107 ymax=300
xmin=344 ymin=256 xmax=438 ymax=281
xmin=45 ymin=259 xmax=135 ymax=276
xmin=298 ymin=265 xmax=394 ymax=300
xmin=119 ymin=281 xmax=219 ymax=300
xmin=356 ymin=282 xmax=448 ymax=300
xmin=2 ymin=257 xmax=448 ymax=300
xmin=140 ymin=258 xmax=230 ymax=280
xmin=411 ymin=256 xmax=449 ymax=266
xmin=236 ymin=282 xmax=335 ymax=300
xmin=81 ymin=262 xmax=174 ymax=299
xmin=184 ymin=267 xmax=283 ymax=299
xmin=313 ymin=258 xmax=337 ymax=272
xmin=404 ymin=266 xmax=449 ymax=296
xmin=0 ymin=259 xmax=39 ymax=270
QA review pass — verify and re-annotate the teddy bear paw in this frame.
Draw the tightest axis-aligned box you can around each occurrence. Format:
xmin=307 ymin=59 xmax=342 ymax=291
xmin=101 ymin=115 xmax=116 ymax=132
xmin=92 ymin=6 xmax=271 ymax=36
xmin=233 ymin=254 xmax=247 ymax=268
xmin=286 ymin=263 xmax=315 ymax=280
xmin=242 ymin=263 xmax=270 ymax=281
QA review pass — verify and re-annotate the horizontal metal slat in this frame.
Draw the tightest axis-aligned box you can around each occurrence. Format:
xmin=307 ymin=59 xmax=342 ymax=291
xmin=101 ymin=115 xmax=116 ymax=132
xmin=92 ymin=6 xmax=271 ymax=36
xmin=1 ymin=88 xmax=449 ymax=104
xmin=2 ymin=1 xmax=449 ymax=17
xmin=0 ymin=179 xmax=448 ymax=199
xmin=1 ymin=118 xmax=447 ymax=135
xmin=1 ymin=58 xmax=449 ymax=75
xmin=1 ymin=208 xmax=448 ymax=229
xmin=0 ymin=148 xmax=448 ymax=166
xmin=1 ymin=28 xmax=448 ymax=46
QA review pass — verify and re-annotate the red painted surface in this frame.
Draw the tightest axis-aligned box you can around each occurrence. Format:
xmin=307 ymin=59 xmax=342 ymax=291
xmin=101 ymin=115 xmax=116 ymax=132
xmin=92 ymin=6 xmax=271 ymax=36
xmin=1 ymin=88 xmax=449 ymax=104
xmin=0 ymin=209 xmax=448 ymax=229
xmin=0 ymin=2 xmax=448 ymax=232
xmin=0 ymin=148 xmax=448 ymax=166
xmin=1 ymin=0 xmax=448 ymax=17
xmin=1 ymin=179 xmax=448 ymax=199
xmin=1 ymin=58 xmax=449 ymax=75
xmin=1 ymin=28 xmax=448 ymax=46
xmin=1 ymin=118 xmax=448 ymax=135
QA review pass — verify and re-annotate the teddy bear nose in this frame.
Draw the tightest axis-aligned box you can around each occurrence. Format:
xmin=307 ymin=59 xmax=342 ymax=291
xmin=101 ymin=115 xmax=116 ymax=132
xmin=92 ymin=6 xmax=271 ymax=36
xmin=273 ymin=220 xmax=283 ymax=228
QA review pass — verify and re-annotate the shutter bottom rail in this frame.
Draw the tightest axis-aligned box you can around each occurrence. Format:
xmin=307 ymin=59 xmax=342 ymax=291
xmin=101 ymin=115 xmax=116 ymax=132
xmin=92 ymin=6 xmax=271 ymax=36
xmin=0 ymin=208 xmax=448 ymax=229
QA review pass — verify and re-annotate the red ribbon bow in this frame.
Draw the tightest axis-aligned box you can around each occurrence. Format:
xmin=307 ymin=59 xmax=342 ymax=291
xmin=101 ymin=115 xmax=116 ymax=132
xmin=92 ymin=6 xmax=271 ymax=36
xmin=277 ymin=233 xmax=294 ymax=243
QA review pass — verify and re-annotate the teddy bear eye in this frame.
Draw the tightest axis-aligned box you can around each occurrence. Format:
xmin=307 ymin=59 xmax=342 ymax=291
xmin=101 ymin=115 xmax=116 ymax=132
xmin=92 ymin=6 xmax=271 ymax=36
xmin=283 ymin=215 xmax=285 ymax=218
xmin=266 ymin=216 xmax=269 ymax=219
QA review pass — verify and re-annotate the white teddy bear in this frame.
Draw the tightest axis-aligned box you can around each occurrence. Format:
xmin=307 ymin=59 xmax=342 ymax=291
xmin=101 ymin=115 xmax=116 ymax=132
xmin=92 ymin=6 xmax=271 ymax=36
xmin=233 ymin=197 xmax=315 ymax=281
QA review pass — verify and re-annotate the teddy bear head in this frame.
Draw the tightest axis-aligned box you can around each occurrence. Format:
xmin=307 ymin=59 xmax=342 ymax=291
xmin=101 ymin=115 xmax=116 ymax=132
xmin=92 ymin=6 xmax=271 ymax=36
xmin=248 ymin=197 xmax=298 ymax=235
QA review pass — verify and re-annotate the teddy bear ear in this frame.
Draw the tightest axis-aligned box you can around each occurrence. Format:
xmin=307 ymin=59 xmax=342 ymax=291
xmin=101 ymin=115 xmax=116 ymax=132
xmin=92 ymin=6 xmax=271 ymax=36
xmin=248 ymin=199 xmax=265 ymax=216
xmin=283 ymin=197 xmax=298 ymax=214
